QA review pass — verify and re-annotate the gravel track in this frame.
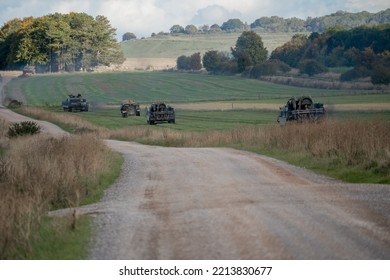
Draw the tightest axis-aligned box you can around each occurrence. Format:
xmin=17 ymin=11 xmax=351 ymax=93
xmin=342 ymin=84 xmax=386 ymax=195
xmin=84 ymin=141 xmax=390 ymax=259
xmin=1 ymin=72 xmax=389 ymax=259
xmin=0 ymin=72 xmax=68 ymax=136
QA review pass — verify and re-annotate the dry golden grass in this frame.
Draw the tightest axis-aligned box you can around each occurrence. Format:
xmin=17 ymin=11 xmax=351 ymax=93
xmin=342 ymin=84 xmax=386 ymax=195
xmin=20 ymin=107 xmax=104 ymax=134
xmin=258 ymin=119 xmax=390 ymax=164
xmin=12 ymin=107 xmax=390 ymax=174
xmin=107 ymin=118 xmax=390 ymax=178
xmin=0 ymin=118 xmax=113 ymax=259
xmin=261 ymin=75 xmax=390 ymax=91
xmin=332 ymin=104 xmax=390 ymax=111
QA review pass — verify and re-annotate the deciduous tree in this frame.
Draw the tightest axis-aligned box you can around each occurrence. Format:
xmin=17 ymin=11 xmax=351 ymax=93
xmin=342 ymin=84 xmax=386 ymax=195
xmin=0 ymin=12 xmax=123 ymax=72
xmin=231 ymin=31 xmax=268 ymax=72
xmin=122 ymin=32 xmax=136 ymax=41
xmin=185 ymin=25 xmax=198 ymax=34
xmin=170 ymin=24 xmax=184 ymax=34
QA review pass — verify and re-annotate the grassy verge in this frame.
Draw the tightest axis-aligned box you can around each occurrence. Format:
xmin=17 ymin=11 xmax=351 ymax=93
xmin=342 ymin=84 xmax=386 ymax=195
xmin=80 ymin=151 xmax=122 ymax=206
xmin=6 ymin=148 xmax=121 ymax=260
xmin=249 ymin=146 xmax=389 ymax=184
xmin=247 ymin=119 xmax=390 ymax=184
xmin=106 ymin=118 xmax=390 ymax=184
xmin=28 ymin=216 xmax=92 ymax=260
xmin=12 ymin=106 xmax=390 ymax=184
xmin=0 ymin=117 xmax=123 ymax=259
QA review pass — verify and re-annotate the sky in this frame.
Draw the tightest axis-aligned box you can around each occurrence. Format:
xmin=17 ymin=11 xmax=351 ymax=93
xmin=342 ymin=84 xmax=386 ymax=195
xmin=0 ymin=0 xmax=388 ymax=39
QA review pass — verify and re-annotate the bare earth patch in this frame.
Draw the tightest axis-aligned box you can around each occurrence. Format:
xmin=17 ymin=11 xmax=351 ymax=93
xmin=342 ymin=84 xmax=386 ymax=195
xmin=95 ymin=58 xmax=176 ymax=72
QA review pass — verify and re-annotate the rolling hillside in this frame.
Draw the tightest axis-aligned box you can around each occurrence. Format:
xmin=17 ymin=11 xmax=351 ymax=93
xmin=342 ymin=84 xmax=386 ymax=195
xmin=118 ymin=32 xmax=302 ymax=70
xmin=5 ymin=71 xmax=390 ymax=112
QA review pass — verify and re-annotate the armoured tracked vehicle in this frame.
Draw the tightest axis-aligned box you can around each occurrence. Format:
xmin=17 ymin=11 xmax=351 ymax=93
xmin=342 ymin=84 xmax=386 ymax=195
xmin=277 ymin=96 xmax=325 ymax=125
xmin=146 ymin=102 xmax=175 ymax=125
xmin=62 ymin=94 xmax=89 ymax=112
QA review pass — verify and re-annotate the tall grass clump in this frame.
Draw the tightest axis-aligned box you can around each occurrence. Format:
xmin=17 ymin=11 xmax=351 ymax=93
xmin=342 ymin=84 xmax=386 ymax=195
xmin=107 ymin=118 xmax=390 ymax=182
xmin=18 ymin=106 xmax=107 ymax=135
xmin=257 ymin=118 xmax=390 ymax=182
xmin=0 ymin=120 xmax=116 ymax=259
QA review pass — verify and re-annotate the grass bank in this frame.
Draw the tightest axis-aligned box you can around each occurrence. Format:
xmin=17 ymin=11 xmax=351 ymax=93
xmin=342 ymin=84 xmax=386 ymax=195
xmin=0 ymin=118 xmax=122 ymax=259
xmin=14 ymin=106 xmax=390 ymax=184
xmin=109 ymin=118 xmax=390 ymax=184
xmin=252 ymin=119 xmax=390 ymax=184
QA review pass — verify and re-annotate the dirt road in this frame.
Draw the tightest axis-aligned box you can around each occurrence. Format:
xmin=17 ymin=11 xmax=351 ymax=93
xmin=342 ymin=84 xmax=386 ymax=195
xmin=1 ymin=73 xmax=389 ymax=259
xmin=87 ymin=141 xmax=390 ymax=259
xmin=0 ymin=72 xmax=68 ymax=136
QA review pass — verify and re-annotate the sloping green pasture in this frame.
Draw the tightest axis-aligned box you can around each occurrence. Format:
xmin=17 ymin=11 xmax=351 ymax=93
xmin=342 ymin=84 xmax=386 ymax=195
xmin=73 ymin=108 xmax=277 ymax=132
xmin=6 ymin=72 xmax=386 ymax=106
xmin=5 ymin=72 xmax=389 ymax=132
xmin=121 ymin=32 xmax=301 ymax=58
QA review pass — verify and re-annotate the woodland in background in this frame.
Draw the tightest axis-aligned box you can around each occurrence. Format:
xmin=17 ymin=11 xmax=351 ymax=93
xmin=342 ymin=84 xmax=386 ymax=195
xmin=1 ymin=9 xmax=389 ymax=84
xmin=178 ymin=25 xmax=390 ymax=85
xmin=164 ymin=9 xmax=390 ymax=36
xmin=263 ymin=24 xmax=390 ymax=84
xmin=0 ymin=12 xmax=125 ymax=72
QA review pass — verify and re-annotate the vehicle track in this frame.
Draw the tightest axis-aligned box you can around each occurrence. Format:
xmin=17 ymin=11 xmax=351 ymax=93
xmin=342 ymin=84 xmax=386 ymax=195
xmin=87 ymin=141 xmax=390 ymax=259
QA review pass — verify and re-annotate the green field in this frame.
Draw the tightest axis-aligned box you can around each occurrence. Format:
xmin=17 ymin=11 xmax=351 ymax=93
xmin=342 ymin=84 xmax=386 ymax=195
xmin=5 ymin=71 xmax=389 ymax=140
xmin=6 ymin=71 xmax=390 ymax=132
xmin=66 ymin=107 xmax=277 ymax=131
xmin=5 ymin=70 xmax=389 ymax=133
xmin=121 ymin=32 xmax=303 ymax=58
xmin=6 ymin=72 xmax=389 ymax=107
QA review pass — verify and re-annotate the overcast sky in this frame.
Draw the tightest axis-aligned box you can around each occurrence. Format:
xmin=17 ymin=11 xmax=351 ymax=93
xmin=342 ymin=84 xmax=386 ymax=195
xmin=0 ymin=0 xmax=388 ymax=39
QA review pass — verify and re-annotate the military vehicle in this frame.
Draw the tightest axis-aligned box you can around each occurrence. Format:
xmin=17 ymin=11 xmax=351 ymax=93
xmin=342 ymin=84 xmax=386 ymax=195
xmin=120 ymin=100 xmax=140 ymax=117
xmin=22 ymin=66 xmax=35 ymax=76
xmin=146 ymin=102 xmax=175 ymax=125
xmin=62 ymin=94 xmax=89 ymax=112
xmin=277 ymin=96 xmax=325 ymax=125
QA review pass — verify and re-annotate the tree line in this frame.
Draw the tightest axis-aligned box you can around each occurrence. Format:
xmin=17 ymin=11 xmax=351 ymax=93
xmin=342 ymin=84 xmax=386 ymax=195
xmin=176 ymin=31 xmax=269 ymax=73
xmin=271 ymin=24 xmax=390 ymax=84
xmin=164 ymin=9 xmax=389 ymax=36
xmin=177 ymin=24 xmax=390 ymax=85
xmin=0 ymin=13 xmax=125 ymax=72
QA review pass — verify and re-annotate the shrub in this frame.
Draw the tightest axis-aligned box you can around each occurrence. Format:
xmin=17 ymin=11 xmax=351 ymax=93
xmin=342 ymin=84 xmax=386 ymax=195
xmin=299 ymin=59 xmax=328 ymax=76
xmin=176 ymin=55 xmax=189 ymax=70
xmin=371 ymin=64 xmax=390 ymax=84
xmin=248 ymin=59 xmax=291 ymax=78
xmin=203 ymin=51 xmax=235 ymax=74
xmin=177 ymin=53 xmax=202 ymax=70
xmin=339 ymin=66 xmax=370 ymax=81
xmin=371 ymin=55 xmax=390 ymax=85
xmin=7 ymin=121 xmax=41 ymax=138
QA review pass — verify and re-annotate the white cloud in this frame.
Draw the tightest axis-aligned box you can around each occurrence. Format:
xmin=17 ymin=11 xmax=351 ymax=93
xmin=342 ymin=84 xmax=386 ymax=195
xmin=0 ymin=0 xmax=388 ymax=39
xmin=191 ymin=5 xmax=242 ymax=26
xmin=345 ymin=0 xmax=389 ymax=12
